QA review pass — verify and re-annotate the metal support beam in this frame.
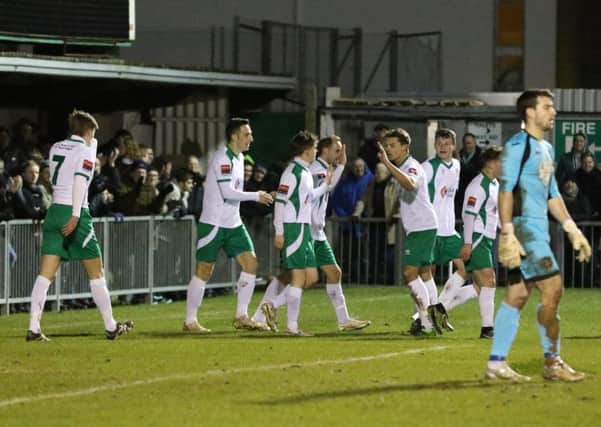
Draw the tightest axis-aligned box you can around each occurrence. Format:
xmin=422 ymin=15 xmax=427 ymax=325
xmin=261 ymin=21 xmax=273 ymax=74
xmin=352 ymin=28 xmax=362 ymax=96
xmin=233 ymin=16 xmax=240 ymax=72
xmin=329 ymin=29 xmax=339 ymax=86
xmin=389 ymin=31 xmax=398 ymax=92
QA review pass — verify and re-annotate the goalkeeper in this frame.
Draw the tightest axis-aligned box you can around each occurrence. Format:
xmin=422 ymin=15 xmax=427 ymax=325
xmin=485 ymin=89 xmax=591 ymax=383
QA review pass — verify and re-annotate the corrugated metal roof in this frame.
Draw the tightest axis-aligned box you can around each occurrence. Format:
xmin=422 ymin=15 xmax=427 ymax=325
xmin=553 ymin=89 xmax=601 ymax=113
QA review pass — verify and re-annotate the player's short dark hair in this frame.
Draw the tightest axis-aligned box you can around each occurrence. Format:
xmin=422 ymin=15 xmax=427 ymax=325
xmin=174 ymin=167 xmax=193 ymax=183
xmin=384 ymin=128 xmax=411 ymax=145
xmin=435 ymin=128 xmax=456 ymax=144
xmin=317 ymin=135 xmax=341 ymax=156
xmin=68 ymin=110 xmax=99 ymax=136
xmin=481 ymin=145 xmax=503 ymax=165
xmin=374 ymin=123 xmax=390 ymax=132
xmin=226 ymin=117 xmax=250 ymax=141
xmin=574 ymin=131 xmax=587 ymax=140
xmin=516 ymin=89 xmax=554 ymax=122
xmin=290 ymin=130 xmax=317 ymax=156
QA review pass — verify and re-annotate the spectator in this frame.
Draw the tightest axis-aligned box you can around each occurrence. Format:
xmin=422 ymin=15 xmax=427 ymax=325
xmin=163 ymin=167 xmax=193 ymax=217
xmin=332 ymin=157 xmax=373 ymax=282
xmin=138 ymin=144 xmax=154 ymax=165
xmin=244 ymin=162 xmax=253 ymax=185
xmin=186 ymin=155 xmax=204 ymax=220
xmin=89 ymin=158 xmax=115 ymax=217
xmin=113 ymin=160 xmax=149 ymax=215
xmin=358 ymin=123 xmax=390 ymax=173
xmin=574 ymin=152 xmax=601 ymax=218
xmin=561 ymin=179 xmax=592 ymax=221
xmin=240 ymin=163 xmax=275 ymax=218
xmin=364 ymin=163 xmax=396 ymax=283
xmin=12 ymin=160 xmax=47 ymax=220
xmin=112 ymin=129 xmax=133 ymax=155
xmin=98 ymin=141 xmax=122 ymax=194
xmin=556 ymin=132 xmax=590 ymax=187
xmin=0 ymin=125 xmax=9 ymax=160
xmin=116 ymin=132 xmax=139 ymax=178
xmin=456 ymin=132 xmax=483 ymax=217
xmin=3 ymin=119 xmax=39 ymax=176
xmin=333 ymin=157 xmax=373 ymax=222
xmin=0 ymin=160 xmax=18 ymax=221
xmin=561 ymin=177 xmax=594 ymax=288
xmin=153 ymin=155 xmax=173 ymax=192
xmin=365 ymin=163 xmax=390 ymax=218
xmin=136 ymin=168 xmax=167 ymax=214
xmin=37 ymin=161 xmax=53 ymax=208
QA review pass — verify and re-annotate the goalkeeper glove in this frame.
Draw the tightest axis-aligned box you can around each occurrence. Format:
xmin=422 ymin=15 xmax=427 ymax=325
xmin=498 ymin=223 xmax=526 ymax=269
xmin=563 ymin=219 xmax=592 ymax=263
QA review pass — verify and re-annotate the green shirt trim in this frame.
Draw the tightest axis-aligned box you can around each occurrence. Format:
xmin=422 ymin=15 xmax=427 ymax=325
xmin=396 ymin=155 xmax=411 ymax=169
xmin=427 ymin=158 xmax=442 ymax=203
xmin=225 ymin=145 xmax=237 ymax=161
xmin=316 ymin=158 xmax=329 ymax=170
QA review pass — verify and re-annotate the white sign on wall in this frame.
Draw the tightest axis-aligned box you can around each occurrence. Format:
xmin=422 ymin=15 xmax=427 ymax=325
xmin=467 ymin=122 xmax=503 ymax=147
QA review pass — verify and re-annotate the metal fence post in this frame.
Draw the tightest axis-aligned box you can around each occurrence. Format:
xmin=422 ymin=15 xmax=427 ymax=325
xmin=148 ymin=216 xmax=155 ymax=304
xmin=55 ymin=266 xmax=62 ymax=312
xmin=191 ymin=217 xmax=196 ymax=279
xmin=394 ymin=217 xmax=404 ymax=287
xmin=103 ymin=218 xmax=110 ymax=288
xmin=3 ymin=222 xmax=9 ymax=315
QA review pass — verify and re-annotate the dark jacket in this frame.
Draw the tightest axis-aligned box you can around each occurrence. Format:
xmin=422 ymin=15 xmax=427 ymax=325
xmin=556 ymin=150 xmax=590 ymax=187
xmin=0 ymin=174 xmax=15 ymax=221
xmin=563 ymin=191 xmax=593 ymax=221
xmin=12 ymin=184 xmax=47 ymax=220
xmin=187 ymin=172 xmax=205 ymax=221
xmin=240 ymin=177 xmax=275 ymax=218
xmin=457 ymin=145 xmax=483 ymax=217
xmin=575 ymin=168 xmax=601 ymax=217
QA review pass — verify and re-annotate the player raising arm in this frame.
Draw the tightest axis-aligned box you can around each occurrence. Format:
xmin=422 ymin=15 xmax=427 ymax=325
xmin=377 ymin=128 xmax=439 ymax=336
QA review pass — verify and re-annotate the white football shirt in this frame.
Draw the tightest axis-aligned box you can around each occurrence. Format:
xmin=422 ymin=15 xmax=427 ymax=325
xmin=422 ymin=157 xmax=460 ymax=236
xmin=199 ymin=144 xmax=257 ymax=228
xmin=48 ymin=135 xmax=96 ymax=207
xmin=396 ymin=155 xmax=438 ymax=234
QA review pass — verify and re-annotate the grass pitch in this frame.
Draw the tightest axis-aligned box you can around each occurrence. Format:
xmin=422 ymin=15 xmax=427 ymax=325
xmin=1 ymin=286 xmax=600 ymax=426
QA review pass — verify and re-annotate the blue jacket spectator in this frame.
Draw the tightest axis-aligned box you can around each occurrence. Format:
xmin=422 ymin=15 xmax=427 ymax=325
xmin=332 ymin=157 xmax=373 ymax=237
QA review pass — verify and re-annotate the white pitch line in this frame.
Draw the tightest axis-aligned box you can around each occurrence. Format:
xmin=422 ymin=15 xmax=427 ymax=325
xmin=0 ymin=345 xmax=452 ymax=409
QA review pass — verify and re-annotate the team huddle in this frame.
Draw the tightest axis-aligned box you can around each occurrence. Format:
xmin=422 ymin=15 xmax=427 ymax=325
xmin=27 ymin=90 xmax=593 ymax=383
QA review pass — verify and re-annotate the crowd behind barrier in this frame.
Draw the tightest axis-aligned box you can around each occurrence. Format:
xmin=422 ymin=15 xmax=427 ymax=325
xmin=1 ymin=119 xmax=600 ymax=315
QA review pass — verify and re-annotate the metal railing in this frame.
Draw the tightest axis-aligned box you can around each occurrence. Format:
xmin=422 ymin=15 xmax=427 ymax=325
xmin=1 ymin=216 xmax=198 ymax=315
xmin=2 ymin=215 xmax=598 ymax=314
xmin=251 ymin=216 xmax=600 ymax=289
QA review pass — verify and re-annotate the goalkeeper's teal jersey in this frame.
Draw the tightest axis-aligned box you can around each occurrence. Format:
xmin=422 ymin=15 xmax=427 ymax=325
xmin=500 ymin=131 xmax=560 ymax=220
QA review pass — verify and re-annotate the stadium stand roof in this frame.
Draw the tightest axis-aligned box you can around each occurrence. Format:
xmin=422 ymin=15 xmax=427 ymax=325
xmin=0 ymin=53 xmax=296 ymax=110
